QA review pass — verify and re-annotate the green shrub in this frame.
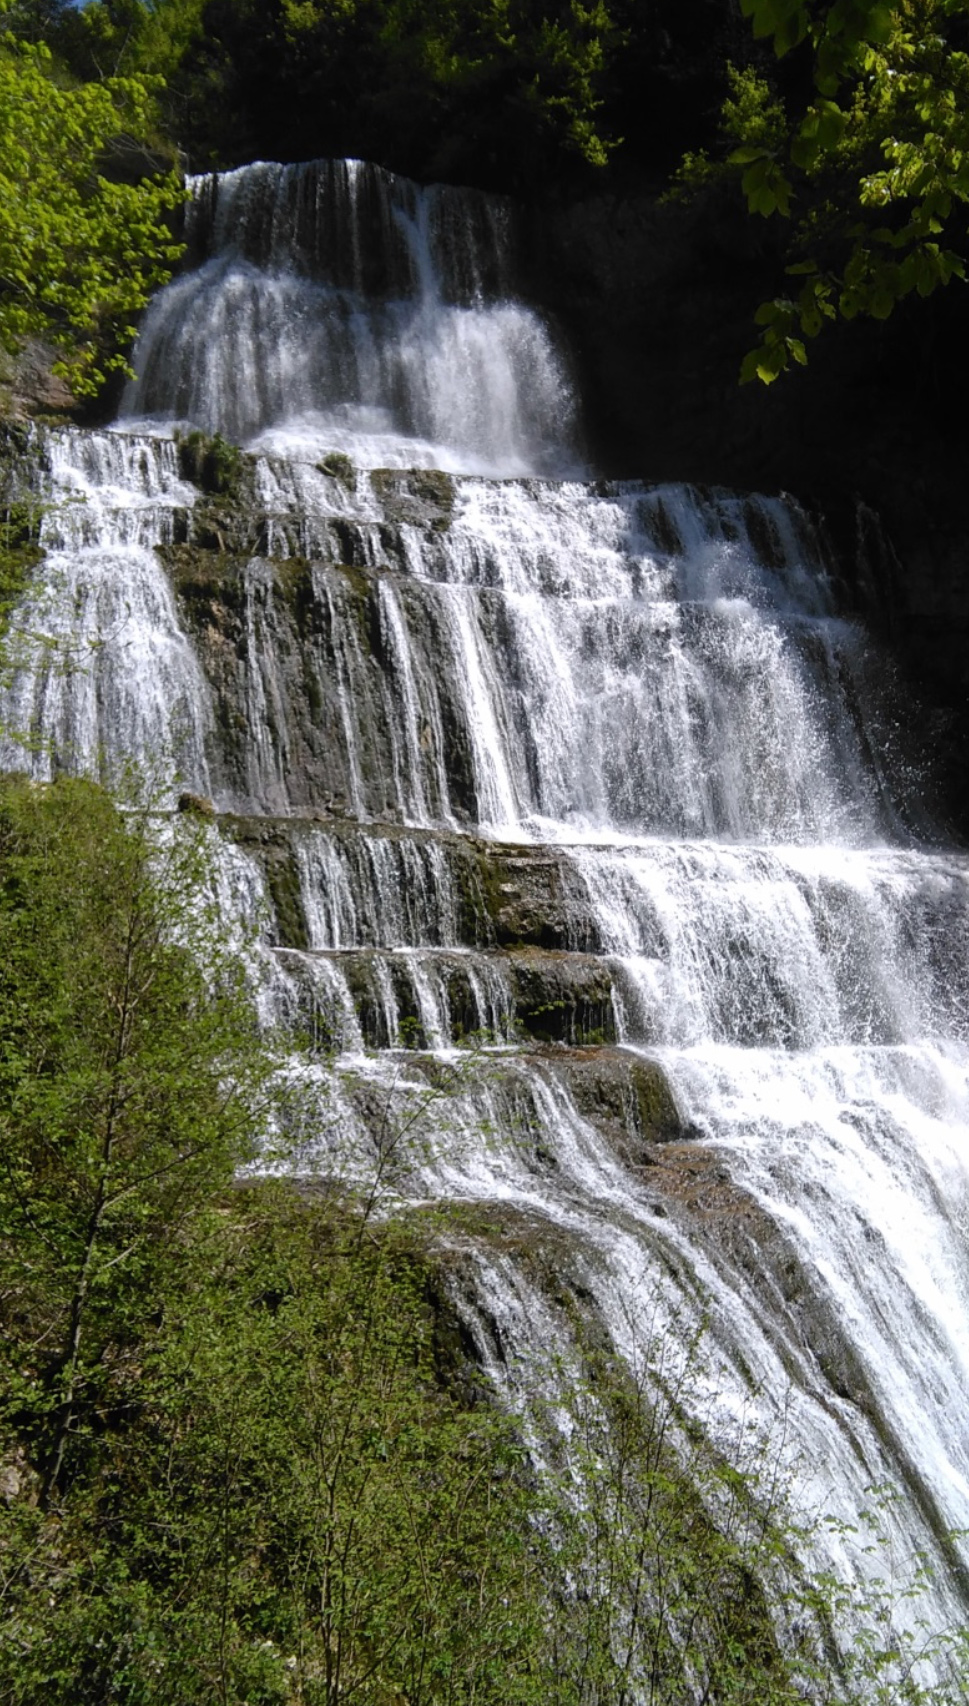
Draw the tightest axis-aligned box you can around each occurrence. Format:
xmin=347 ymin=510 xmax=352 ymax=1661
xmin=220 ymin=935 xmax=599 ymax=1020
xmin=176 ymin=428 xmax=243 ymax=495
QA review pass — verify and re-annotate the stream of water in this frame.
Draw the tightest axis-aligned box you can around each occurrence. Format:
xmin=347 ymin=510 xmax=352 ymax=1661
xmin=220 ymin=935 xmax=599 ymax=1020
xmin=4 ymin=157 xmax=969 ymax=1675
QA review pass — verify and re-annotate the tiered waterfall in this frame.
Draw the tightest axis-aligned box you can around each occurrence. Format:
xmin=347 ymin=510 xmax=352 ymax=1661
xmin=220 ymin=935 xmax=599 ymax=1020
xmin=4 ymin=158 xmax=969 ymax=1664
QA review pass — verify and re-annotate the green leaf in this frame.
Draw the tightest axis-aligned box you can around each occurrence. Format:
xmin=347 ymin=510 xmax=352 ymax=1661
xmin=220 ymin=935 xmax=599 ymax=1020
xmin=754 ymin=299 xmax=783 ymax=325
xmin=865 ymin=4 xmax=894 ymax=44
xmin=739 ymin=348 xmax=764 ymax=384
xmin=0 ymin=47 xmax=184 ymax=396
xmin=815 ymin=99 xmax=846 ymax=149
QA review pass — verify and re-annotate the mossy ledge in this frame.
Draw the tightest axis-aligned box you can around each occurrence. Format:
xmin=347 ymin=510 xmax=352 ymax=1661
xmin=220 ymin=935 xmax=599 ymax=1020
xmin=219 ymin=811 xmax=603 ymax=953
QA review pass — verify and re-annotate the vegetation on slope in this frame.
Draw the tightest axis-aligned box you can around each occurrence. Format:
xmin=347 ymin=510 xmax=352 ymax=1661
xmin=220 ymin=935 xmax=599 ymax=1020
xmin=0 ymin=772 xmax=965 ymax=1704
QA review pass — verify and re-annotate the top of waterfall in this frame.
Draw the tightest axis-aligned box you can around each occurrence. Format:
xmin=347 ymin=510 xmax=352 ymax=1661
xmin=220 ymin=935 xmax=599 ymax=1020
xmin=184 ymin=158 xmax=519 ymax=307
xmin=120 ymin=157 xmax=584 ymax=478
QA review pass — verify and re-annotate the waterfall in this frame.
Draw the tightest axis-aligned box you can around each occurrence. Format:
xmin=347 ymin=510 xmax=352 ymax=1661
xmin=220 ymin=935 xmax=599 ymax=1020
xmin=3 ymin=155 xmax=969 ymax=1678
xmin=120 ymin=158 xmax=580 ymax=477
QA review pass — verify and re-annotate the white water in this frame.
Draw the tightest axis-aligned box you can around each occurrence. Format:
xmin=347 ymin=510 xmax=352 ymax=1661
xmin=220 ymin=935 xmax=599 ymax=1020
xmin=121 ymin=158 xmax=580 ymax=477
xmin=0 ymin=430 xmax=211 ymax=788
xmin=3 ymin=157 xmax=969 ymax=1677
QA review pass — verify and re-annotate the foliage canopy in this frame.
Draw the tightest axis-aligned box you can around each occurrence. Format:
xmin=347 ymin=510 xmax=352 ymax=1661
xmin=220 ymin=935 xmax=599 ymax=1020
xmin=677 ymin=0 xmax=969 ymax=381
xmin=0 ymin=5 xmax=183 ymax=395
xmin=33 ymin=0 xmax=620 ymax=189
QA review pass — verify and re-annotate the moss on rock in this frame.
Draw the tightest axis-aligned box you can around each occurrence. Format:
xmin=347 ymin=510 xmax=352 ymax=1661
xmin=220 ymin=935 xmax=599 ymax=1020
xmin=317 ymin=451 xmax=356 ymax=488
xmin=551 ymin=1046 xmax=687 ymax=1158
xmin=509 ymin=949 xmax=616 ymax=1045
xmin=370 ymin=467 xmax=455 ymax=531
xmin=176 ymin=428 xmax=244 ymax=496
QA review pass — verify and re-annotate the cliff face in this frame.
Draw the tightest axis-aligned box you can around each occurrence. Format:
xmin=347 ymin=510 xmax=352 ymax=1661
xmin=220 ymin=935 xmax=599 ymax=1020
xmin=6 ymin=408 xmax=969 ymax=1641
xmin=0 ymin=340 xmax=76 ymax=424
xmin=11 ymin=155 xmax=968 ymax=797
xmin=520 ymin=185 xmax=969 ymax=812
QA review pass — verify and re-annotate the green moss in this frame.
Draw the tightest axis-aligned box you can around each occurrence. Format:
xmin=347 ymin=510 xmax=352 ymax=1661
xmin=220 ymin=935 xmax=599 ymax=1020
xmin=216 ymin=817 xmax=310 ymax=951
xmin=510 ymin=951 xmax=616 ymax=1045
xmin=273 ymin=557 xmax=377 ymax=667
xmin=264 ymin=852 xmax=309 ymax=951
xmin=303 ymin=658 xmax=324 ymax=718
xmin=410 ymin=468 xmax=455 ymax=510
xmin=272 ymin=556 xmax=313 ymax=607
xmin=342 ymin=955 xmax=389 ymax=1049
xmin=317 ymin=451 xmax=356 ymax=488
xmin=630 ymin=1058 xmax=683 ymax=1141
xmin=160 ymin=546 xmax=251 ymax=607
xmin=0 ymin=420 xmax=36 ymax=461
xmin=452 ymin=847 xmax=496 ymax=947
xmin=370 ymin=467 xmax=455 ymax=530
xmin=0 ymin=501 xmax=43 ymax=639
xmin=176 ymin=428 xmax=243 ymax=496
xmin=169 ymin=434 xmax=270 ymax=555
xmin=332 ymin=560 xmax=372 ymax=602
xmin=329 ymin=563 xmax=377 ymax=655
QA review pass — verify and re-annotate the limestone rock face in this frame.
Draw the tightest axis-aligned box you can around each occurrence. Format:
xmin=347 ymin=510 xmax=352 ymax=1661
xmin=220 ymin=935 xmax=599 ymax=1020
xmin=0 ymin=340 xmax=75 ymax=423
xmin=4 ymin=155 xmax=969 ymax=1649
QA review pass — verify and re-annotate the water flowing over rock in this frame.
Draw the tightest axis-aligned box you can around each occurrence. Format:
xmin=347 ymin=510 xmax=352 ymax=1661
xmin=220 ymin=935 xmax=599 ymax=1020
xmin=3 ymin=156 xmax=969 ymax=1677
xmin=121 ymin=159 xmax=580 ymax=477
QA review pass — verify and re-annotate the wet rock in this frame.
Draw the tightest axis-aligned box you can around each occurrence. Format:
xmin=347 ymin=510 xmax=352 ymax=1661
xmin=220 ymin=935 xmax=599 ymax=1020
xmin=549 ymin=1046 xmax=686 ymax=1155
xmin=370 ymin=467 xmax=455 ymax=531
xmin=219 ymin=815 xmax=601 ymax=956
xmin=478 ymin=847 xmax=600 ymax=951
xmin=507 ymin=948 xmax=616 ymax=1045
xmin=177 ymin=790 xmax=216 ymax=816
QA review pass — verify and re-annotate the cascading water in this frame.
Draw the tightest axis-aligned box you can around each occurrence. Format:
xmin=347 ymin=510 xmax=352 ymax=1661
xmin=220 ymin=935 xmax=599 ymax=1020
xmin=121 ymin=159 xmax=580 ymax=476
xmin=4 ymin=156 xmax=969 ymax=1678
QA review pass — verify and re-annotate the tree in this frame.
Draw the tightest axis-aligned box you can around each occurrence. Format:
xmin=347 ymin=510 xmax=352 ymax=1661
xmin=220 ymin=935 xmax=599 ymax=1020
xmin=0 ymin=7 xmax=183 ymax=395
xmin=68 ymin=0 xmax=618 ymax=188
xmin=677 ymin=0 xmax=969 ymax=381
xmin=119 ymin=1191 xmax=546 ymax=1706
xmin=0 ymin=774 xmax=276 ymax=1503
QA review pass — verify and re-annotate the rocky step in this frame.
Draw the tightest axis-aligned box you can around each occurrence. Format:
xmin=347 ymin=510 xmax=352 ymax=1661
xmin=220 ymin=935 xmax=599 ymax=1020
xmin=168 ymin=554 xmax=499 ymax=822
xmin=221 ymin=809 xmax=601 ymax=953
xmin=163 ymin=538 xmax=846 ymax=826
xmin=329 ymin=1038 xmax=885 ymax=1430
xmin=330 ymin=1041 xmax=691 ymax=1158
xmin=161 ymin=459 xmax=462 ymax=562
xmin=276 ymin=944 xmax=619 ymax=1051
